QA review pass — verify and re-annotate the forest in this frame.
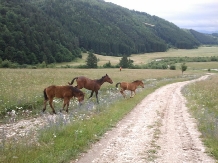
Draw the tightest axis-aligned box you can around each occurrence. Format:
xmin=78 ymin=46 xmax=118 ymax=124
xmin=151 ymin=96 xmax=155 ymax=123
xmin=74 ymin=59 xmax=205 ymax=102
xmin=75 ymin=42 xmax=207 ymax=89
xmin=0 ymin=0 xmax=217 ymax=65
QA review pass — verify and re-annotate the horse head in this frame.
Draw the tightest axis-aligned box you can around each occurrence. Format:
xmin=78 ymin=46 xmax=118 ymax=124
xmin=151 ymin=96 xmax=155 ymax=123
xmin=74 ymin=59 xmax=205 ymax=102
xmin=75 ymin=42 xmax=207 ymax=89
xmin=77 ymin=91 xmax=85 ymax=103
xmin=72 ymin=87 xmax=85 ymax=103
xmin=103 ymin=74 xmax=113 ymax=84
xmin=140 ymin=80 xmax=144 ymax=88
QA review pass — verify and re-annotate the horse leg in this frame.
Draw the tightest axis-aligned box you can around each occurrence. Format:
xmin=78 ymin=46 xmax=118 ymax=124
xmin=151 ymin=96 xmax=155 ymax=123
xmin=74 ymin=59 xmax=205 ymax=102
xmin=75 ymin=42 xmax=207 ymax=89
xmin=62 ymin=98 xmax=70 ymax=113
xmin=133 ymin=90 xmax=136 ymax=96
xmin=89 ymin=91 xmax=94 ymax=98
xmin=95 ymin=91 xmax=99 ymax=104
xmin=130 ymin=91 xmax=133 ymax=98
xmin=60 ymin=98 xmax=67 ymax=112
xmin=120 ymin=89 xmax=126 ymax=98
xmin=66 ymin=101 xmax=70 ymax=113
xmin=130 ymin=90 xmax=136 ymax=98
xmin=49 ymin=98 xmax=56 ymax=114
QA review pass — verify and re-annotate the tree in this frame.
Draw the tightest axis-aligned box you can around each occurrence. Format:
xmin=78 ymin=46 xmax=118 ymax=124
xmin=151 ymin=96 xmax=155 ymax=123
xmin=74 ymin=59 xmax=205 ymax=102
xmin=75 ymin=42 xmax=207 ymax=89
xmin=86 ymin=52 xmax=97 ymax=68
xmin=119 ymin=55 xmax=134 ymax=68
xmin=181 ymin=63 xmax=187 ymax=74
xmin=103 ymin=61 xmax=112 ymax=68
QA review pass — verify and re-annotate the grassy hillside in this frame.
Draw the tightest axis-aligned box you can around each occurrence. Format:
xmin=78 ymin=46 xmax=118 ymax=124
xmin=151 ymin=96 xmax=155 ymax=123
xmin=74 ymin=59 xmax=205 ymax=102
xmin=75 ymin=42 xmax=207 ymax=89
xmin=1 ymin=0 xmax=216 ymax=66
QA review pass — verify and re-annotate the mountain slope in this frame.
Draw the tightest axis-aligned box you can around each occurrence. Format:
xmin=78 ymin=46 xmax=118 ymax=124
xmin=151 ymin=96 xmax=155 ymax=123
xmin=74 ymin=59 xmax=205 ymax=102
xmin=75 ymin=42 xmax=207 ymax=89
xmin=189 ymin=29 xmax=218 ymax=44
xmin=0 ymin=0 xmax=216 ymax=65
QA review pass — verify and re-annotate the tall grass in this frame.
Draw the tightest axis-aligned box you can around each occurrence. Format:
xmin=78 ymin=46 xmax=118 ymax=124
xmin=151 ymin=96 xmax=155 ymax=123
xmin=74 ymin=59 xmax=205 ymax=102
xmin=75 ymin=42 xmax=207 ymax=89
xmin=0 ymin=68 xmax=186 ymax=119
xmin=183 ymin=74 xmax=218 ymax=159
xmin=0 ymin=68 xmax=200 ymax=163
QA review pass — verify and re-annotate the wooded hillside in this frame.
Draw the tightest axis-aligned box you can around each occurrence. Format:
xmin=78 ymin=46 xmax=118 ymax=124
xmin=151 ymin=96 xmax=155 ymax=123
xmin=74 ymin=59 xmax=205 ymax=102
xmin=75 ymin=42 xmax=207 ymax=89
xmin=0 ymin=0 xmax=217 ymax=65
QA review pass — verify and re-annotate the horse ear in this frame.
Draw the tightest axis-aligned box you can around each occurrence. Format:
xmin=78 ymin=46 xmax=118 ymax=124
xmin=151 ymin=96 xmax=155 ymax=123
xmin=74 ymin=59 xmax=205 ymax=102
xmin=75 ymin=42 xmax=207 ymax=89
xmin=106 ymin=74 xmax=108 ymax=76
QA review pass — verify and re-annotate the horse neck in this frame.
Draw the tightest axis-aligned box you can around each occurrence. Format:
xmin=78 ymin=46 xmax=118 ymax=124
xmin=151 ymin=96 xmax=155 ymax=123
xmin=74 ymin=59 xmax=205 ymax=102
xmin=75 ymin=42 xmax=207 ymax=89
xmin=97 ymin=78 xmax=105 ymax=86
xmin=134 ymin=81 xmax=141 ymax=86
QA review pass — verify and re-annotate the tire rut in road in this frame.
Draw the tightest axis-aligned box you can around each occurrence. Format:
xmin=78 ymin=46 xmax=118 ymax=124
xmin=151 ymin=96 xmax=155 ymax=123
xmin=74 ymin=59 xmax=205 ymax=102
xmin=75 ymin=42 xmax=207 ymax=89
xmin=156 ymin=80 xmax=215 ymax=163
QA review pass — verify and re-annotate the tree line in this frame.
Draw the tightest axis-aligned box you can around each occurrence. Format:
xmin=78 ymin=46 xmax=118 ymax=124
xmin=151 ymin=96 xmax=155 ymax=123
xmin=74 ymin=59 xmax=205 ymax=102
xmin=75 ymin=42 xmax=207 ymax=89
xmin=0 ymin=0 xmax=217 ymax=65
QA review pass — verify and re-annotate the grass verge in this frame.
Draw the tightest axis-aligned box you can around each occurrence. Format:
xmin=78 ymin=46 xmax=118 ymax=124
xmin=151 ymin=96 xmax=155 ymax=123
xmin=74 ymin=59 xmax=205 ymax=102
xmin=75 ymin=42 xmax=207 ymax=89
xmin=182 ymin=74 xmax=218 ymax=159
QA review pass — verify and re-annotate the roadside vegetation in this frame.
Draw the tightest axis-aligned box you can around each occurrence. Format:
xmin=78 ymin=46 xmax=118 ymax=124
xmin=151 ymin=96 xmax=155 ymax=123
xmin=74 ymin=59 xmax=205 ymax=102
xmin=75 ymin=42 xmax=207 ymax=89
xmin=183 ymin=74 xmax=218 ymax=159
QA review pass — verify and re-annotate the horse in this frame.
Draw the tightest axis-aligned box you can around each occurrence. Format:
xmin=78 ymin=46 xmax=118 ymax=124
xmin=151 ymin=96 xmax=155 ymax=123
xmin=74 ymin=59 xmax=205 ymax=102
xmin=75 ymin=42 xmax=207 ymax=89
xmin=43 ymin=85 xmax=85 ymax=114
xmin=116 ymin=80 xmax=144 ymax=98
xmin=68 ymin=74 xmax=113 ymax=103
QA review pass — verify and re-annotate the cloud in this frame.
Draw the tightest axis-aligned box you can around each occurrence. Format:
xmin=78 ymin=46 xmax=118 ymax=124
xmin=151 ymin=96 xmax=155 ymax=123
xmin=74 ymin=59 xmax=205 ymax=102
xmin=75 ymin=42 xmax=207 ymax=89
xmin=165 ymin=3 xmax=218 ymax=32
xmin=105 ymin=0 xmax=218 ymax=33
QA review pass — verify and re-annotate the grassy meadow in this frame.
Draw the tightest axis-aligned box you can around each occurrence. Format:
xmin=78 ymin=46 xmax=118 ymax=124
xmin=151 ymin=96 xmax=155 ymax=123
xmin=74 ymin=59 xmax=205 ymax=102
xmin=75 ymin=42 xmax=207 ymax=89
xmin=0 ymin=68 xmax=186 ymax=119
xmin=183 ymin=75 xmax=218 ymax=159
xmin=0 ymin=46 xmax=218 ymax=162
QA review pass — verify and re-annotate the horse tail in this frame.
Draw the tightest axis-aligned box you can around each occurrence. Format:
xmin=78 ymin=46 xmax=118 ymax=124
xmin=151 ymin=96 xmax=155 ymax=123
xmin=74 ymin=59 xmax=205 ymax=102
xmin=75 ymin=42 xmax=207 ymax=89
xmin=116 ymin=82 xmax=121 ymax=88
xmin=68 ymin=77 xmax=78 ymax=85
xmin=43 ymin=88 xmax=48 ymax=100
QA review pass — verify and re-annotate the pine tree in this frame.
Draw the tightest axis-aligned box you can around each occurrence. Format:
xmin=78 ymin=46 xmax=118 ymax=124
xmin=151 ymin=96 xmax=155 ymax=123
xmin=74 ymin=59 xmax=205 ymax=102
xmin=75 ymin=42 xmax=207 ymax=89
xmin=86 ymin=52 xmax=98 ymax=68
xmin=119 ymin=55 xmax=134 ymax=68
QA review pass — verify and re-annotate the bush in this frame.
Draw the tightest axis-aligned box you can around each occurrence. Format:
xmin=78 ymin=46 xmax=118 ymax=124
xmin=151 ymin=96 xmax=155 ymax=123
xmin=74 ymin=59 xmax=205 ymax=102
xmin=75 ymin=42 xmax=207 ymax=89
xmin=103 ymin=61 xmax=112 ymax=68
xmin=170 ymin=65 xmax=176 ymax=70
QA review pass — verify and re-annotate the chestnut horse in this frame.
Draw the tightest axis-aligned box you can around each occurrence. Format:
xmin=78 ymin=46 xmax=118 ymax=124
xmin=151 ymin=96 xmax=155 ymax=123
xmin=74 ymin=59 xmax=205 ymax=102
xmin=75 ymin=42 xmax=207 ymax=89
xmin=43 ymin=85 xmax=85 ymax=114
xmin=68 ymin=74 xmax=113 ymax=103
xmin=116 ymin=80 xmax=144 ymax=98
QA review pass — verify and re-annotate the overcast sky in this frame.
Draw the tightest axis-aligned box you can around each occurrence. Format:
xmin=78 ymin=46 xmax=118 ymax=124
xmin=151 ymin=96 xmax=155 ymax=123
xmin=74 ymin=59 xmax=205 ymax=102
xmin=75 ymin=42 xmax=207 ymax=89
xmin=104 ymin=0 xmax=218 ymax=33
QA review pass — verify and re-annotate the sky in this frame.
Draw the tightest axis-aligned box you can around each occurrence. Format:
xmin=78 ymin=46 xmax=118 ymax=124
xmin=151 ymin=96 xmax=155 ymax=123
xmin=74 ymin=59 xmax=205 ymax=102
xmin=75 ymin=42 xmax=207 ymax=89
xmin=104 ymin=0 xmax=218 ymax=33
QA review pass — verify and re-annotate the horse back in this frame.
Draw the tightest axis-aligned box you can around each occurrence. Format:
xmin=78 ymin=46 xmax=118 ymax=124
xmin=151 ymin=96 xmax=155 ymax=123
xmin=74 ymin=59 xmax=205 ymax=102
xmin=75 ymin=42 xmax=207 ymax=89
xmin=77 ymin=76 xmax=98 ymax=90
xmin=120 ymin=82 xmax=136 ymax=91
xmin=45 ymin=85 xmax=73 ymax=99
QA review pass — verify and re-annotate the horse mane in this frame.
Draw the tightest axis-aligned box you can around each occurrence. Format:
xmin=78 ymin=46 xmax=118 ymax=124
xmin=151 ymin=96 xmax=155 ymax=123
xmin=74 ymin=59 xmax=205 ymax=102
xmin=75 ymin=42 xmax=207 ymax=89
xmin=96 ymin=75 xmax=106 ymax=83
xmin=133 ymin=80 xmax=140 ymax=83
xmin=70 ymin=86 xmax=81 ymax=93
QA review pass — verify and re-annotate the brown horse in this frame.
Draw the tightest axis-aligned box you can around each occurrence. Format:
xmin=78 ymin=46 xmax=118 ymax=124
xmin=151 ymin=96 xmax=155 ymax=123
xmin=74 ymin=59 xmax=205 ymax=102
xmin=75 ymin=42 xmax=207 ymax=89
xmin=43 ymin=85 xmax=85 ymax=114
xmin=68 ymin=74 xmax=113 ymax=103
xmin=116 ymin=80 xmax=144 ymax=98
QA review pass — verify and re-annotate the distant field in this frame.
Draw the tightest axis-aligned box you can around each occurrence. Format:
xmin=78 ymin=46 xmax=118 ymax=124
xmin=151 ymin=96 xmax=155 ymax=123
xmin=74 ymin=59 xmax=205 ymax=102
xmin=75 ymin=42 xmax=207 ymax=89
xmin=57 ymin=46 xmax=218 ymax=67
xmin=132 ymin=46 xmax=218 ymax=65
xmin=186 ymin=62 xmax=218 ymax=70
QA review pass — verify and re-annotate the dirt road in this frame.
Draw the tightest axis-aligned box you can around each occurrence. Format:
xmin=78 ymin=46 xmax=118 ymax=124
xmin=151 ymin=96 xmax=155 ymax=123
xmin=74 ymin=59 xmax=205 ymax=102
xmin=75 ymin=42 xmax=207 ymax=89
xmin=73 ymin=75 xmax=215 ymax=163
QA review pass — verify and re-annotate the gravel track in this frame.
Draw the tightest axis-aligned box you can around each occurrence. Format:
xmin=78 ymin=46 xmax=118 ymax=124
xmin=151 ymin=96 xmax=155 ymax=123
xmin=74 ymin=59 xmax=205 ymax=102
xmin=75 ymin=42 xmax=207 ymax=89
xmin=73 ymin=75 xmax=215 ymax=163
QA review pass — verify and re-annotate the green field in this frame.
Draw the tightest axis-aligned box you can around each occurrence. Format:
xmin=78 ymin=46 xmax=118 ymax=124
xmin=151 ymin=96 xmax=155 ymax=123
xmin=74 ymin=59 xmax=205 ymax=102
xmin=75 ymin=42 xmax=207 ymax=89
xmin=0 ymin=68 xmax=185 ymax=117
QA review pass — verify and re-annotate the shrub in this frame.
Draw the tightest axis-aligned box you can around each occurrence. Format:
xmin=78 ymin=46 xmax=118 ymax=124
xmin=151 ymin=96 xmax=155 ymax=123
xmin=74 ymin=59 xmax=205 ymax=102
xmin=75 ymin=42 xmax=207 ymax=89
xmin=170 ymin=65 xmax=176 ymax=70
